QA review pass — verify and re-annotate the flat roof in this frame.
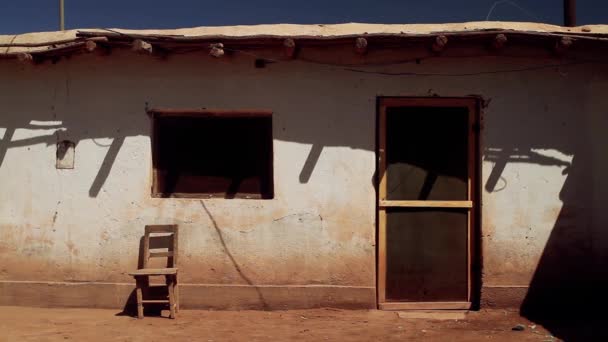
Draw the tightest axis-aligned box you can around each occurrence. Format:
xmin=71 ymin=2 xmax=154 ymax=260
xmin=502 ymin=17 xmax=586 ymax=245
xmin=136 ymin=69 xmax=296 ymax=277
xmin=2 ymin=21 xmax=608 ymax=58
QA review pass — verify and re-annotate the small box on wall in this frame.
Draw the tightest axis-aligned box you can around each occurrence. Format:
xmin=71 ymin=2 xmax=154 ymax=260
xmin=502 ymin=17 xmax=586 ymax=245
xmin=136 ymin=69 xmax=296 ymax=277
xmin=56 ymin=140 xmax=75 ymax=169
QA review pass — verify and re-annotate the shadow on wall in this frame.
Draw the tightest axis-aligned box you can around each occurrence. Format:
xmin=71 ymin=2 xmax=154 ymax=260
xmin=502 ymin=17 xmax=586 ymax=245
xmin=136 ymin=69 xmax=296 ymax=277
xmin=520 ymin=152 xmax=608 ymax=341
xmin=483 ymin=80 xmax=608 ymax=341
xmin=0 ymin=56 xmax=376 ymax=197
xmin=0 ymin=118 xmax=341 ymax=196
xmin=0 ymin=119 xmax=131 ymax=198
xmin=200 ymin=200 xmax=270 ymax=310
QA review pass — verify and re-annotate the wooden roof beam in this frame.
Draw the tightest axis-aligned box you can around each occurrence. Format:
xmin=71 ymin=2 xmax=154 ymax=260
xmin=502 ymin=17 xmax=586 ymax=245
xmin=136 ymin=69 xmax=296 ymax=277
xmin=132 ymin=39 xmax=153 ymax=54
xmin=209 ymin=43 xmax=224 ymax=57
xmin=17 ymin=52 xmax=33 ymax=64
xmin=432 ymin=35 xmax=448 ymax=53
xmin=283 ymin=38 xmax=296 ymax=58
xmin=492 ymin=34 xmax=508 ymax=50
xmin=355 ymin=37 xmax=368 ymax=55
xmin=85 ymin=37 xmax=111 ymax=55
xmin=554 ymin=36 xmax=573 ymax=55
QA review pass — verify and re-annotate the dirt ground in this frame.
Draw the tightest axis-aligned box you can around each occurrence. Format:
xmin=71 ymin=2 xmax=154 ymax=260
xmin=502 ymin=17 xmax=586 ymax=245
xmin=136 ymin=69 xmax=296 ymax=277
xmin=0 ymin=306 xmax=564 ymax=342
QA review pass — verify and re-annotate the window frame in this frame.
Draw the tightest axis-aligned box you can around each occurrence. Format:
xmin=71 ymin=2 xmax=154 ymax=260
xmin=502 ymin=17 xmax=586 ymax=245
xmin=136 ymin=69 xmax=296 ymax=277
xmin=149 ymin=108 xmax=274 ymax=199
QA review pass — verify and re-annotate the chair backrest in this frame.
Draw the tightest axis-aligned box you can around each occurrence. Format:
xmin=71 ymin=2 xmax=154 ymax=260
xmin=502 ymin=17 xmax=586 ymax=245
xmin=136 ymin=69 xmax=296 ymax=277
xmin=143 ymin=225 xmax=178 ymax=269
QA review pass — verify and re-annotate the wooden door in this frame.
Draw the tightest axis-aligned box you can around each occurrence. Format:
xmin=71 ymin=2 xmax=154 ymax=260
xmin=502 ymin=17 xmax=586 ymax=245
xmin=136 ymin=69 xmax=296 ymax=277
xmin=377 ymin=97 xmax=478 ymax=310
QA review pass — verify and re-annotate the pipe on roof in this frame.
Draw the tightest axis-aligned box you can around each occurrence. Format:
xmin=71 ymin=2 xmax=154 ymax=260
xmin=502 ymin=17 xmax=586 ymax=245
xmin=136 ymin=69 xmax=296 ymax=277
xmin=564 ymin=0 xmax=576 ymax=27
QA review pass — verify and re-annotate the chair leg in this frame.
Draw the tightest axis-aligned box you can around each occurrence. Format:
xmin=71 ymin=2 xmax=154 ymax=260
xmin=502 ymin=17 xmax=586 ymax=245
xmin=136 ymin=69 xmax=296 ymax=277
xmin=168 ymin=276 xmax=176 ymax=319
xmin=175 ymin=274 xmax=180 ymax=313
xmin=135 ymin=277 xmax=144 ymax=319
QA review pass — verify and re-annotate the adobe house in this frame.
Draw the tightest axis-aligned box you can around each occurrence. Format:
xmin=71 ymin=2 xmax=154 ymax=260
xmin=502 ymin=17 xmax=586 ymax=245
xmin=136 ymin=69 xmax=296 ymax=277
xmin=1 ymin=22 xmax=607 ymax=315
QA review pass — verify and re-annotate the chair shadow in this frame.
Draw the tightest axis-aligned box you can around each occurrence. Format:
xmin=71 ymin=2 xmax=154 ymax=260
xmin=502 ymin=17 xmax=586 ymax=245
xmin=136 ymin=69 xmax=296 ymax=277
xmin=115 ymin=290 xmax=168 ymax=318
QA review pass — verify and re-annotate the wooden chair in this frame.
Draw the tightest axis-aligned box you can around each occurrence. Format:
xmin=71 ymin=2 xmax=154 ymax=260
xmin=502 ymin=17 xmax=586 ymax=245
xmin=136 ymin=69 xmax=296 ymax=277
xmin=128 ymin=225 xmax=179 ymax=319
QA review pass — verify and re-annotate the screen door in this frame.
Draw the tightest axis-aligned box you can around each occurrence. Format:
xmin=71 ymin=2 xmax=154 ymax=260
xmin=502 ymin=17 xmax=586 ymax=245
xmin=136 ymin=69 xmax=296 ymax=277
xmin=377 ymin=97 xmax=478 ymax=310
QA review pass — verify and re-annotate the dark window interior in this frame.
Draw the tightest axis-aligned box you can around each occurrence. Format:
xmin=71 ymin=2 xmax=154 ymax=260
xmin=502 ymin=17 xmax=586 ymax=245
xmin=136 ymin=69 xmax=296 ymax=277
xmin=152 ymin=114 xmax=273 ymax=199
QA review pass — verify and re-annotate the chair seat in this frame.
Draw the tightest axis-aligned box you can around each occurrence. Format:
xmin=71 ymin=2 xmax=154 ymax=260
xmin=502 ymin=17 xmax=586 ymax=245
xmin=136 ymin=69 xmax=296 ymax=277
xmin=129 ymin=267 xmax=178 ymax=276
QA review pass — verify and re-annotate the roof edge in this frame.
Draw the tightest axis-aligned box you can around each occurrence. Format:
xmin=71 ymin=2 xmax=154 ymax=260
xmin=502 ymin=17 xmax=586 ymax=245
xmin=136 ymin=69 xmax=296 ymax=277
xmin=2 ymin=21 xmax=608 ymax=60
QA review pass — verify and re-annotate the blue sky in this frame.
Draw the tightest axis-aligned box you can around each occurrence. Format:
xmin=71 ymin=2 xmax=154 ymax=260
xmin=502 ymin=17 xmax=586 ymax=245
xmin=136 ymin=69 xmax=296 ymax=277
xmin=1 ymin=0 xmax=607 ymax=34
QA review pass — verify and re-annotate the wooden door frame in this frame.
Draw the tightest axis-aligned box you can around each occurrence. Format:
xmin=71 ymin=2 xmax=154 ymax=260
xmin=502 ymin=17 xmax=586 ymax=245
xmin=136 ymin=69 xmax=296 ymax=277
xmin=376 ymin=96 xmax=480 ymax=310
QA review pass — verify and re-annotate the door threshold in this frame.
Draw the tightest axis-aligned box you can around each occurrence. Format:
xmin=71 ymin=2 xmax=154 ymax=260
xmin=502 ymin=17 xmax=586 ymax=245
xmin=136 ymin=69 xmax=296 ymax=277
xmin=395 ymin=310 xmax=468 ymax=320
xmin=379 ymin=301 xmax=471 ymax=311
